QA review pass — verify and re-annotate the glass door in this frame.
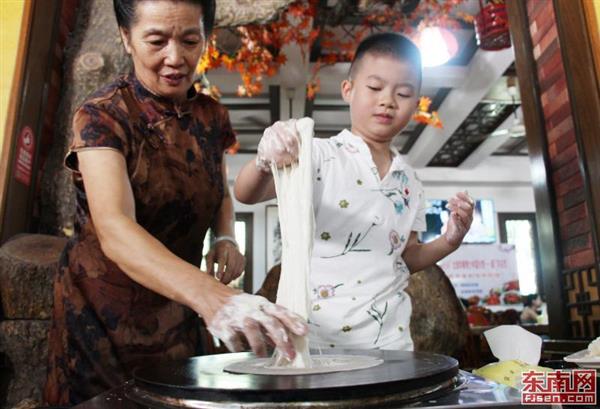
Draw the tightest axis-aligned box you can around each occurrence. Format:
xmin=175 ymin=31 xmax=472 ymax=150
xmin=498 ymin=213 xmax=541 ymax=296
xmin=201 ymin=213 xmax=253 ymax=293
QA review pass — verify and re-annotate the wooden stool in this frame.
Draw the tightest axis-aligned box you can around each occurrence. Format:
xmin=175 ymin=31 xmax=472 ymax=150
xmin=0 ymin=234 xmax=66 ymax=408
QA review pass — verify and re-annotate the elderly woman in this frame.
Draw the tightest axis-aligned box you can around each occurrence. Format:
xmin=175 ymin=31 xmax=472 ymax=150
xmin=44 ymin=0 xmax=306 ymax=405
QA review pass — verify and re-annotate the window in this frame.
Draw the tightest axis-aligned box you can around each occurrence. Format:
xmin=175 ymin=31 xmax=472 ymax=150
xmin=498 ymin=213 xmax=541 ymax=296
xmin=201 ymin=213 xmax=253 ymax=293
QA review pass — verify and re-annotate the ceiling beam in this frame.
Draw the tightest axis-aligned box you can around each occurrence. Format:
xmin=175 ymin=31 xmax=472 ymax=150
xmin=417 ymin=155 xmax=533 ymax=185
xmin=510 ymin=138 xmax=529 ymax=156
xmin=312 ymin=104 xmax=348 ymax=111
xmin=447 ymin=34 xmax=477 ymax=66
xmin=233 ymin=129 xmax=263 ymax=135
xmin=406 ymin=47 xmax=515 ymax=168
xmin=225 ymin=103 xmax=271 ymax=110
xmin=304 ymin=97 xmax=314 ymax=117
xmin=459 ymin=107 xmax=522 ymax=169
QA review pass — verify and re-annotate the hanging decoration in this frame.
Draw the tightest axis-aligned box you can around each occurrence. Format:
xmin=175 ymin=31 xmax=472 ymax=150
xmin=197 ymin=0 xmax=472 ymax=130
xmin=474 ymin=0 xmax=511 ymax=51
xmin=413 ymin=96 xmax=443 ymax=128
xmin=197 ymin=1 xmax=317 ymax=97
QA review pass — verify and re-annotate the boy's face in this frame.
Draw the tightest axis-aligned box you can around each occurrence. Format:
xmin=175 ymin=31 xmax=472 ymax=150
xmin=342 ymin=53 xmax=420 ymax=146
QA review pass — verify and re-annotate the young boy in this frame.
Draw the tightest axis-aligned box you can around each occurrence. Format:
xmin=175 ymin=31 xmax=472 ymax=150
xmin=235 ymin=33 xmax=474 ymax=350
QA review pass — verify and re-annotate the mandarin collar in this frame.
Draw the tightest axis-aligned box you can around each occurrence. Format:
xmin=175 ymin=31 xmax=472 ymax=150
xmin=338 ymin=129 xmax=405 ymax=167
xmin=125 ymin=72 xmax=198 ymax=115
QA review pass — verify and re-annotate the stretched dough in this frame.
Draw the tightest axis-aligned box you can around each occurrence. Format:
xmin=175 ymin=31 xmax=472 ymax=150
xmin=224 ymin=119 xmax=385 ymax=376
xmin=270 ymin=118 xmax=315 ymax=368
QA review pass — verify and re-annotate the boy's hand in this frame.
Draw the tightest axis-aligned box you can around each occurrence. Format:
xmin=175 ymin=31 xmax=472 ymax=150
xmin=205 ymin=240 xmax=245 ymax=285
xmin=256 ymin=119 xmax=300 ymax=173
xmin=444 ymin=191 xmax=474 ymax=247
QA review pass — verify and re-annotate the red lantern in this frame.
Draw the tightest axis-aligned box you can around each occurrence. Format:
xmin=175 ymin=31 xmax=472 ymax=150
xmin=474 ymin=0 xmax=511 ymax=51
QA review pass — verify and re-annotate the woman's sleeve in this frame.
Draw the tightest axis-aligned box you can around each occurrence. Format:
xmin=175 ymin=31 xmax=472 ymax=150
xmin=64 ymin=103 xmax=130 ymax=173
xmin=219 ymin=105 xmax=237 ymax=152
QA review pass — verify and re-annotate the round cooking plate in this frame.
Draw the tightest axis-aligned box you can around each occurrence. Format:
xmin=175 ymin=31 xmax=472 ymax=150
xmin=128 ymin=349 xmax=459 ymax=408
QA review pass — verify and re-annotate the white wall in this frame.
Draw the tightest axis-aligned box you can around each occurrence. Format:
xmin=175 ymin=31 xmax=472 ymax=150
xmin=417 ymin=155 xmax=536 ymax=213
xmin=226 ymin=153 xmax=536 ymax=292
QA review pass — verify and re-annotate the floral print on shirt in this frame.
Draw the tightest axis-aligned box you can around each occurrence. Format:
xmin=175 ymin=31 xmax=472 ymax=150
xmin=375 ymin=170 xmax=412 ymax=214
xmin=321 ymin=221 xmax=377 ymax=258
xmin=393 ymin=253 xmax=411 ymax=275
xmin=367 ymin=298 xmax=388 ymax=345
xmin=387 ymin=230 xmax=406 ymax=255
xmin=309 ymin=130 xmax=425 ymax=350
xmin=314 ymin=284 xmax=343 ymax=299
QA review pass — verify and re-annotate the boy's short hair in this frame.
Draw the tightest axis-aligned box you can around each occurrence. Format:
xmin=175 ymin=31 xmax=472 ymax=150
xmin=349 ymin=32 xmax=422 ymax=86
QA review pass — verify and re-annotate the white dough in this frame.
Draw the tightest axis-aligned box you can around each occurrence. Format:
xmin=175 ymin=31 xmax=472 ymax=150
xmin=225 ymin=354 xmax=383 ymax=375
xmin=270 ymin=118 xmax=315 ymax=368
xmin=225 ymin=119 xmax=386 ymax=376
xmin=588 ymin=337 xmax=600 ymax=357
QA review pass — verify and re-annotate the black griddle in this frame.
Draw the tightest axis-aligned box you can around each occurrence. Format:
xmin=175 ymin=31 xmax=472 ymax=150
xmin=126 ymin=349 xmax=460 ymax=408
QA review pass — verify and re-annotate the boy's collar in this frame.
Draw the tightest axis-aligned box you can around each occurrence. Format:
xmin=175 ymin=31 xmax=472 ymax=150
xmin=340 ymin=129 xmax=403 ymax=161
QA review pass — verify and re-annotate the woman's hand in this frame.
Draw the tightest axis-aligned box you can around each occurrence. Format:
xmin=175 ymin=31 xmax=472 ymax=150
xmin=205 ymin=240 xmax=245 ymax=285
xmin=444 ymin=191 xmax=474 ymax=247
xmin=205 ymin=292 xmax=308 ymax=359
xmin=256 ymin=119 xmax=300 ymax=173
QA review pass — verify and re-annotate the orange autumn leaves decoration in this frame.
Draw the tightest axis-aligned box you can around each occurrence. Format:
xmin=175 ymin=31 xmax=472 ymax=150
xmin=197 ymin=1 xmax=317 ymax=97
xmin=414 ymin=96 xmax=443 ymax=129
xmin=198 ymin=0 xmax=468 ymax=129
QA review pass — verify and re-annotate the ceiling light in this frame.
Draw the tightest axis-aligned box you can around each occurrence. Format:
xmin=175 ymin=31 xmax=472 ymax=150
xmin=414 ymin=27 xmax=459 ymax=68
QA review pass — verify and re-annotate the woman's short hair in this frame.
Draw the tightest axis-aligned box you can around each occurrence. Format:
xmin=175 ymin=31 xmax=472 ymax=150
xmin=113 ymin=0 xmax=216 ymax=38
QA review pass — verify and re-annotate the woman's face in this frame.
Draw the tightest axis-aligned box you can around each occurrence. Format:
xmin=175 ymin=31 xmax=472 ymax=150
xmin=120 ymin=0 xmax=205 ymax=102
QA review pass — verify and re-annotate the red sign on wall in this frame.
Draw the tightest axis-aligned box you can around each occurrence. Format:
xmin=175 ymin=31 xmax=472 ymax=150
xmin=13 ymin=126 xmax=35 ymax=186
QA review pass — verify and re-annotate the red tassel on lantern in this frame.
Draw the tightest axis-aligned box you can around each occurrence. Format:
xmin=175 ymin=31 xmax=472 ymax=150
xmin=474 ymin=0 xmax=511 ymax=51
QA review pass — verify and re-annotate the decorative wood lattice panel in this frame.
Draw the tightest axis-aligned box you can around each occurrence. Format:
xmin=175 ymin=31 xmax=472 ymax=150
xmin=563 ymin=264 xmax=600 ymax=338
xmin=427 ymin=102 xmax=519 ymax=167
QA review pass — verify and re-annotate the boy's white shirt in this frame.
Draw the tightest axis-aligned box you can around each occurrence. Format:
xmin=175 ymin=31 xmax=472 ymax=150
xmin=308 ymin=129 xmax=427 ymax=350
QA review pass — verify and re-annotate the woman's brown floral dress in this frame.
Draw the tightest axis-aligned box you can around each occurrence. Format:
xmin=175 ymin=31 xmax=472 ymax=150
xmin=44 ymin=73 xmax=235 ymax=405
